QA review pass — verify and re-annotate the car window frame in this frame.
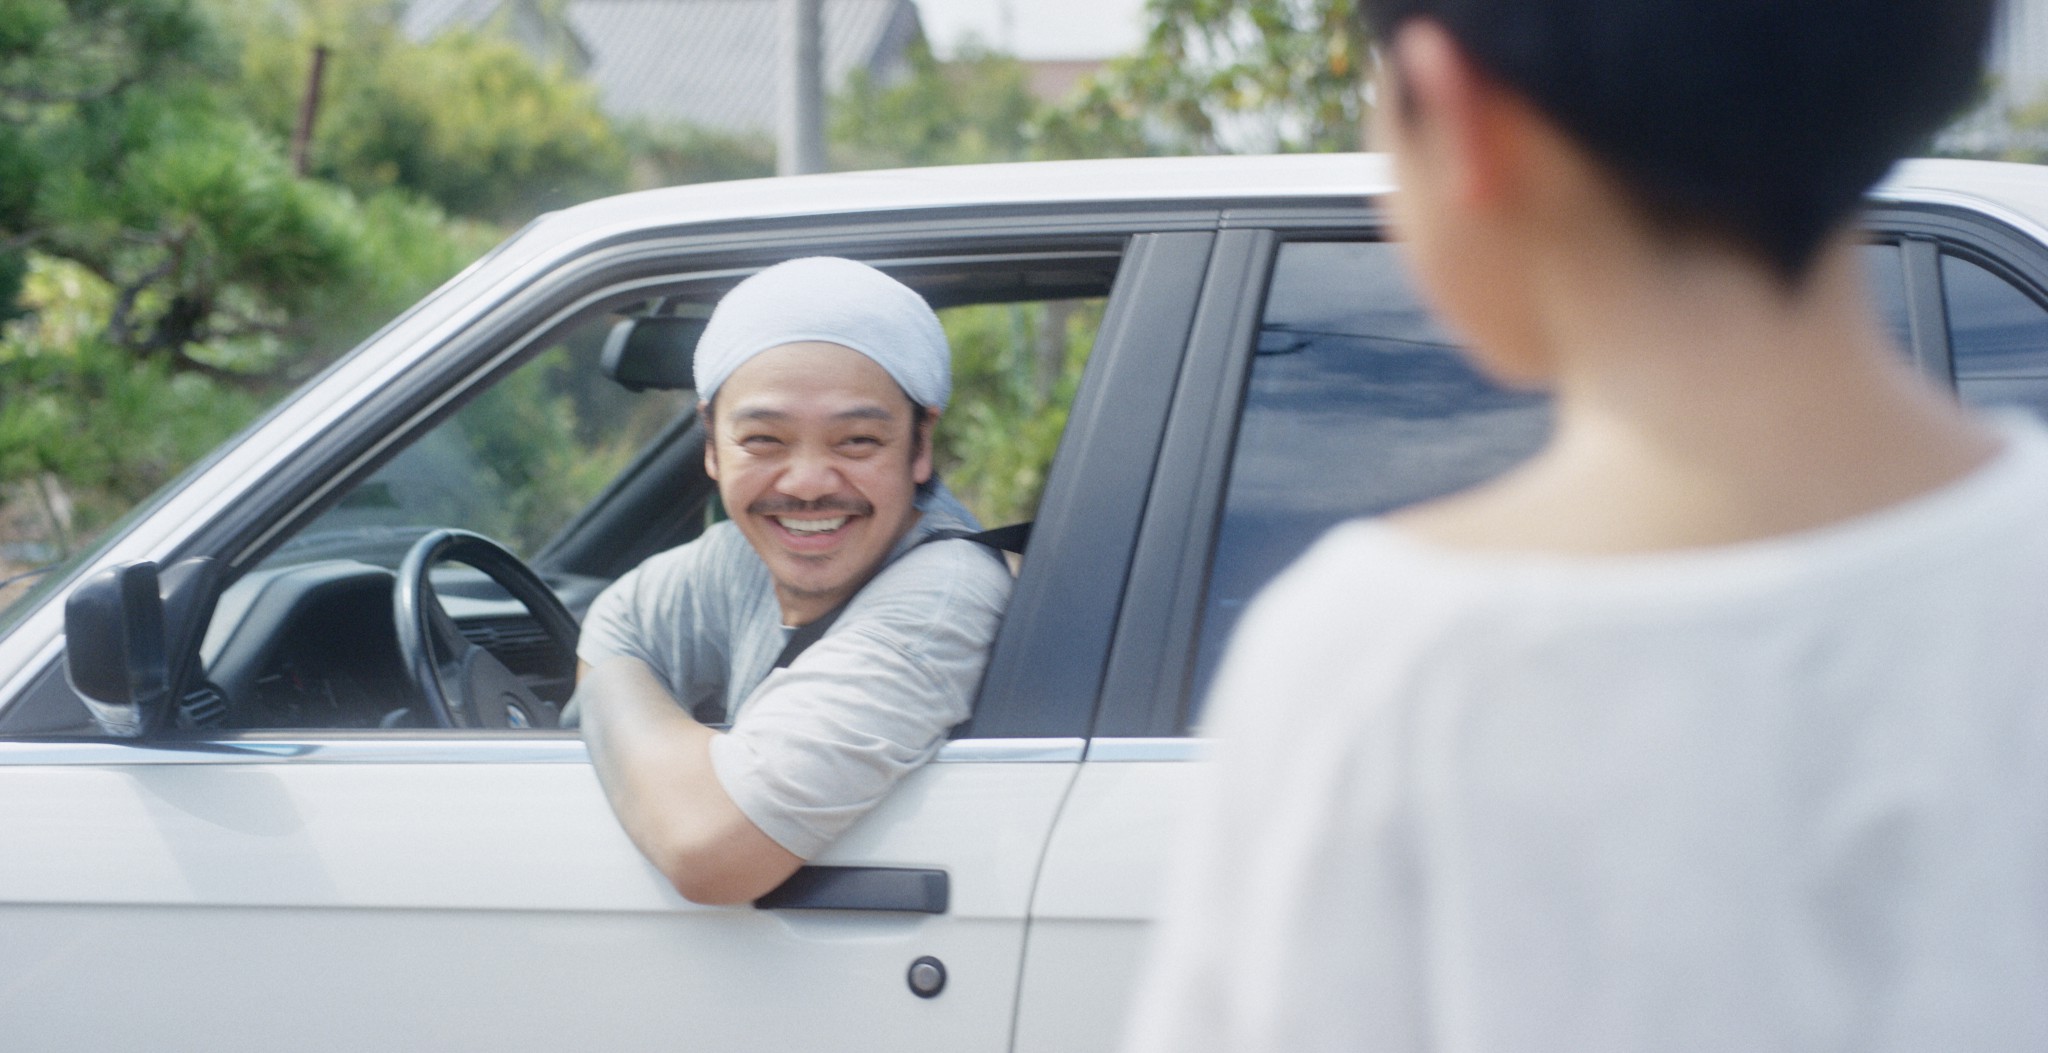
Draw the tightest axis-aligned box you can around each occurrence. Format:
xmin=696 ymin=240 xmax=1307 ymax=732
xmin=1864 ymin=203 xmax=2048 ymax=385
xmin=0 ymin=205 xmax=1232 ymax=743
xmin=1088 ymin=199 xmax=2048 ymax=743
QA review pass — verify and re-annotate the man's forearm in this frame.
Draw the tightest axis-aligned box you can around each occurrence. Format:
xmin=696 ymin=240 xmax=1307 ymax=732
xmin=574 ymin=657 xmax=803 ymax=904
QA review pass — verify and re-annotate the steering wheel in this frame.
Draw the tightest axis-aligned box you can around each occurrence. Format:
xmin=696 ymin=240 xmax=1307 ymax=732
xmin=393 ymin=529 xmax=579 ymax=729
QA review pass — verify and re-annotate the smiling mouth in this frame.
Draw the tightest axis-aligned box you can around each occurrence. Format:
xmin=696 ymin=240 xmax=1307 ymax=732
xmin=774 ymin=515 xmax=849 ymax=536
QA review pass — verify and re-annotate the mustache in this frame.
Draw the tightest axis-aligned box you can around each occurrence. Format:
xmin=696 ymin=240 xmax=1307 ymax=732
xmin=748 ymin=496 xmax=873 ymax=517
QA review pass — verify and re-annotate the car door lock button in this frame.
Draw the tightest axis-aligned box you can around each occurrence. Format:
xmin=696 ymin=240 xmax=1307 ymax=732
xmin=907 ymin=956 xmax=947 ymax=998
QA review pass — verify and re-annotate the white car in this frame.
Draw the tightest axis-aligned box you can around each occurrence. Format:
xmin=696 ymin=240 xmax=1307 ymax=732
xmin=3 ymin=155 xmax=2047 ymax=1051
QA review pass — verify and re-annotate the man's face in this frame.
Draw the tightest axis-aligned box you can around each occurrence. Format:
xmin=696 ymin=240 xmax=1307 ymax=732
xmin=705 ymin=341 xmax=933 ymax=625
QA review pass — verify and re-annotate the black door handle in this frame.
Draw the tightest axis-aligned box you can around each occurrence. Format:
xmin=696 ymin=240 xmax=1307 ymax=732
xmin=754 ymin=866 xmax=949 ymax=913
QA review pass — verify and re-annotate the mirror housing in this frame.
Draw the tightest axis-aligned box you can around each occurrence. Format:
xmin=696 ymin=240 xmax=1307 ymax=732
xmin=64 ymin=557 xmax=220 ymax=737
xmin=65 ymin=561 xmax=167 ymax=736
xmin=601 ymin=316 xmax=705 ymax=392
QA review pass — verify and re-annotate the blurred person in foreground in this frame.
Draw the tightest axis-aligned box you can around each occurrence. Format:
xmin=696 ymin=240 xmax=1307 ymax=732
xmin=1124 ymin=0 xmax=2048 ymax=1049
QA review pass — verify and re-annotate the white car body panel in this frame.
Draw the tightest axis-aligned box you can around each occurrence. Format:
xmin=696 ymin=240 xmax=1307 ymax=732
xmin=1014 ymin=751 xmax=1209 ymax=1053
xmin=0 ymin=741 xmax=1079 ymax=1051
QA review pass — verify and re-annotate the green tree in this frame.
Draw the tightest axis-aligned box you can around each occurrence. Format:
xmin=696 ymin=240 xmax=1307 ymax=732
xmin=1998 ymin=91 xmax=2048 ymax=164
xmin=0 ymin=0 xmax=219 ymax=316
xmin=836 ymin=2 xmax=1372 ymax=164
xmin=934 ymin=299 xmax=1103 ymax=527
xmin=619 ymin=120 xmax=775 ymax=189
xmin=0 ymin=0 xmax=497 ymax=566
xmin=224 ymin=1 xmax=628 ymax=223
xmin=1054 ymin=0 xmax=1371 ymax=154
xmin=834 ymin=40 xmax=1041 ymax=168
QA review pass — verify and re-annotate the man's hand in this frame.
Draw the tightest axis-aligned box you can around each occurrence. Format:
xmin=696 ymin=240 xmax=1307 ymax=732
xmin=574 ymin=657 xmax=804 ymax=905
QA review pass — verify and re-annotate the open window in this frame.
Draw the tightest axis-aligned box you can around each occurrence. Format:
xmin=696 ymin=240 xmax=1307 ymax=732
xmin=165 ymin=250 xmax=1119 ymax=734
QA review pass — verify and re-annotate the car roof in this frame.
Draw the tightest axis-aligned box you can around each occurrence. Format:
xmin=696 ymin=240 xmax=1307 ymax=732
xmin=522 ymin=153 xmax=2048 ymax=242
xmin=1878 ymin=158 xmax=2048 ymax=239
xmin=524 ymin=153 xmax=1401 ymax=244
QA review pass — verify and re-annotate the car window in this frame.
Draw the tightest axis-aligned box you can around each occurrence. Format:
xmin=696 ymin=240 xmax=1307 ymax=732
xmin=1190 ymin=241 xmax=1552 ymax=705
xmin=933 ymin=298 xmax=1103 ymax=529
xmin=1947 ymin=253 xmax=2048 ymax=377
xmin=193 ymin=314 xmax=686 ymax=731
xmin=188 ymin=267 xmax=1106 ymax=734
xmin=274 ymin=315 xmax=689 ymax=571
xmin=1947 ymin=252 xmax=2048 ymax=421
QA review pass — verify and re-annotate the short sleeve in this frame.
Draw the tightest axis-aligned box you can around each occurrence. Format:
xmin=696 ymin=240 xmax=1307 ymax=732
xmin=577 ymin=563 xmax=662 ymax=670
xmin=708 ymin=538 xmax=1012 ymax=857
xmin=575 ymin=524 xmax=762 ymax=713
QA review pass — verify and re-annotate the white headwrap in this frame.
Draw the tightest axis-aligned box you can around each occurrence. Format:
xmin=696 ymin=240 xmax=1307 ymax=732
xmin=694 ymin=257 xmax=951 ymax=410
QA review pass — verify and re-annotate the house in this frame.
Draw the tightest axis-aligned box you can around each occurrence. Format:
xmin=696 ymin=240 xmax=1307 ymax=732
xmin=402 ymin=0 xmax=596 ymax=74
xmin=403 ymin=0 xmax=923 ymax=138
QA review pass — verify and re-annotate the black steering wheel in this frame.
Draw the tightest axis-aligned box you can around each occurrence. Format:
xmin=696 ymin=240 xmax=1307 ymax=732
xmin=393 ymin=529 xmax=579 ymax=729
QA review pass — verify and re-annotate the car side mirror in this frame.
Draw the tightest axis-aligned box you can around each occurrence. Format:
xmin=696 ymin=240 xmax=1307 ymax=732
xmin=64 ymin=557 xmax=219 ymax=737
xmin=601 ymin=316 xmax=705 ymax=392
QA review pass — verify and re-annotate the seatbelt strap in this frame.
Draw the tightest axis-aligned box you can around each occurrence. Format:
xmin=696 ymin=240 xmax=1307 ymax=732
xmin=771 ymin=522 xmax=1028 ymax=670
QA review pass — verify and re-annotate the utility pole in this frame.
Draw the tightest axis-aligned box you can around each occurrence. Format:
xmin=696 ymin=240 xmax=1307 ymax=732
xmin=777 ymin=0 xmax=825 ymax=175
xmin=290 ymin=44 xmax=329 ymax=178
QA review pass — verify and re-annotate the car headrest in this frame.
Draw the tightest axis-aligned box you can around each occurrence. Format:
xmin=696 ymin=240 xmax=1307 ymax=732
xmin=600 ymin=316 xmax=707 ymax=392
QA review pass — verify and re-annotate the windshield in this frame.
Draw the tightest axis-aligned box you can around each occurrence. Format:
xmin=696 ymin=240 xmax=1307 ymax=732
xmin=252 ymin=315 xmax=692 ymax=576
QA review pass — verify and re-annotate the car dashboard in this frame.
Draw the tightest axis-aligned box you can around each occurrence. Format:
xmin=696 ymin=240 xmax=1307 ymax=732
xmin=198 ymin=560 xmax=597 ymax=730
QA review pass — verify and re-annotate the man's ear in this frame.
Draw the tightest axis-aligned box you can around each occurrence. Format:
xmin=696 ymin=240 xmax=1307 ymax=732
xmin=912 ymin=407 xmax=938 ymax=485
xmin=700 ymin=399 xmax=719 ymax=481
xmin=1387 ymin=19 xmax=1528 ymax=210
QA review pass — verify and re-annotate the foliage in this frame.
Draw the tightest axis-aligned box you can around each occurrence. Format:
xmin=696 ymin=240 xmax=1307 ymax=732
xmin=0 ymin=0 xmax=507 ymax=577
xmin=619 ymin=120 xmax=775 ymax=189
xmin=1998 ymin=91 xmax=2048 ymax=164
xmin=0 ymin=256 xmax=268 ymax=544
xmin=224 ymin=2 xmax=628 ymax=223
xmin=0 ymin=0 xmax=221 ymax=316
xmin=835 ymin=2 xmax=1373 ymax=165
xmin=835 ymin=40 xmax=1042 ymax=168
xmin=1054 ymin=0 xmax=1371 ymax=154
xmin=935 ymin=300 xmax=1102 ymax=527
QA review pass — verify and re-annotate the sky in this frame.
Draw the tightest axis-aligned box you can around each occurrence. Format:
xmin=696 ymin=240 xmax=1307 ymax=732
xmin=913 ymin=0 xmax=1150 ymax=60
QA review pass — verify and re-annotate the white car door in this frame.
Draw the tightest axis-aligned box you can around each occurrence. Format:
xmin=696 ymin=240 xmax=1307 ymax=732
xmin=0 ymin=735 xmax=1080 ymax=1051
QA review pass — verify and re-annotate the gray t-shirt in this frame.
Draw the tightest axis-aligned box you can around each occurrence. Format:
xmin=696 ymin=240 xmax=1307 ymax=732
xmin=576 ymin=483 xmax=1013 ymax=858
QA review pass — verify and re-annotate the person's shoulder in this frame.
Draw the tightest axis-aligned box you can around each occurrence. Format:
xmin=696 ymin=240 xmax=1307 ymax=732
xmin=1263 ymin=519 xmax=1454 ymax=608
xmin=1222 ymin=519 xmax=1493 ymax=681
xmin=832 ymin=530 xmax=1014 ymax=660
xmin=1985 ymin=412 xmax=2048 ymax=491
xmin=1921 ymin=412 xmax=2048 ymax=562
xmin=597 ymin=522 xmax=768 ymax=614
xmin=629 ymin=521 xmax=756 ymax=576
xmin=1197 ymin=519 xmax=1475 ymax=744
xmin=872 ymin=532 xmax=1013 ymax=606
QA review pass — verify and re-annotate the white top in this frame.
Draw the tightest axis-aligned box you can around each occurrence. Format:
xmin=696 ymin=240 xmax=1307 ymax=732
xmin=576 ymin=484 xmax=1012 ymax=858
xmin=1124 ymin=415 xmax=2048 ymax=1052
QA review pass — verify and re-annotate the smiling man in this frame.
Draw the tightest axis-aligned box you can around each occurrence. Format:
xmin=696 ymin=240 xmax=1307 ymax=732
xmin=570 ymin=257 xmax=1012 ymax=905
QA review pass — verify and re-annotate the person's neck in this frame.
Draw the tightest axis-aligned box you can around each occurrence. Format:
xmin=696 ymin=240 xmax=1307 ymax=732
xmin=774 ymin=508 xmax=924 ymax=625
xmin=1398 ymin=233 xmax=2000 ymax=555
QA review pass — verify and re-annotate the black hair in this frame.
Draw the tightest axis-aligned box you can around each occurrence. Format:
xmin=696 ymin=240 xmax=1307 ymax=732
xmin=1362 ymin=0 xmax=1995 ymax=281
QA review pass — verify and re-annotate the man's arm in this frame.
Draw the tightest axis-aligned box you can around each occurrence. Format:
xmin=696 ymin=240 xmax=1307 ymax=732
xmin=574 ymin=656 xmax=803 ymax=905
